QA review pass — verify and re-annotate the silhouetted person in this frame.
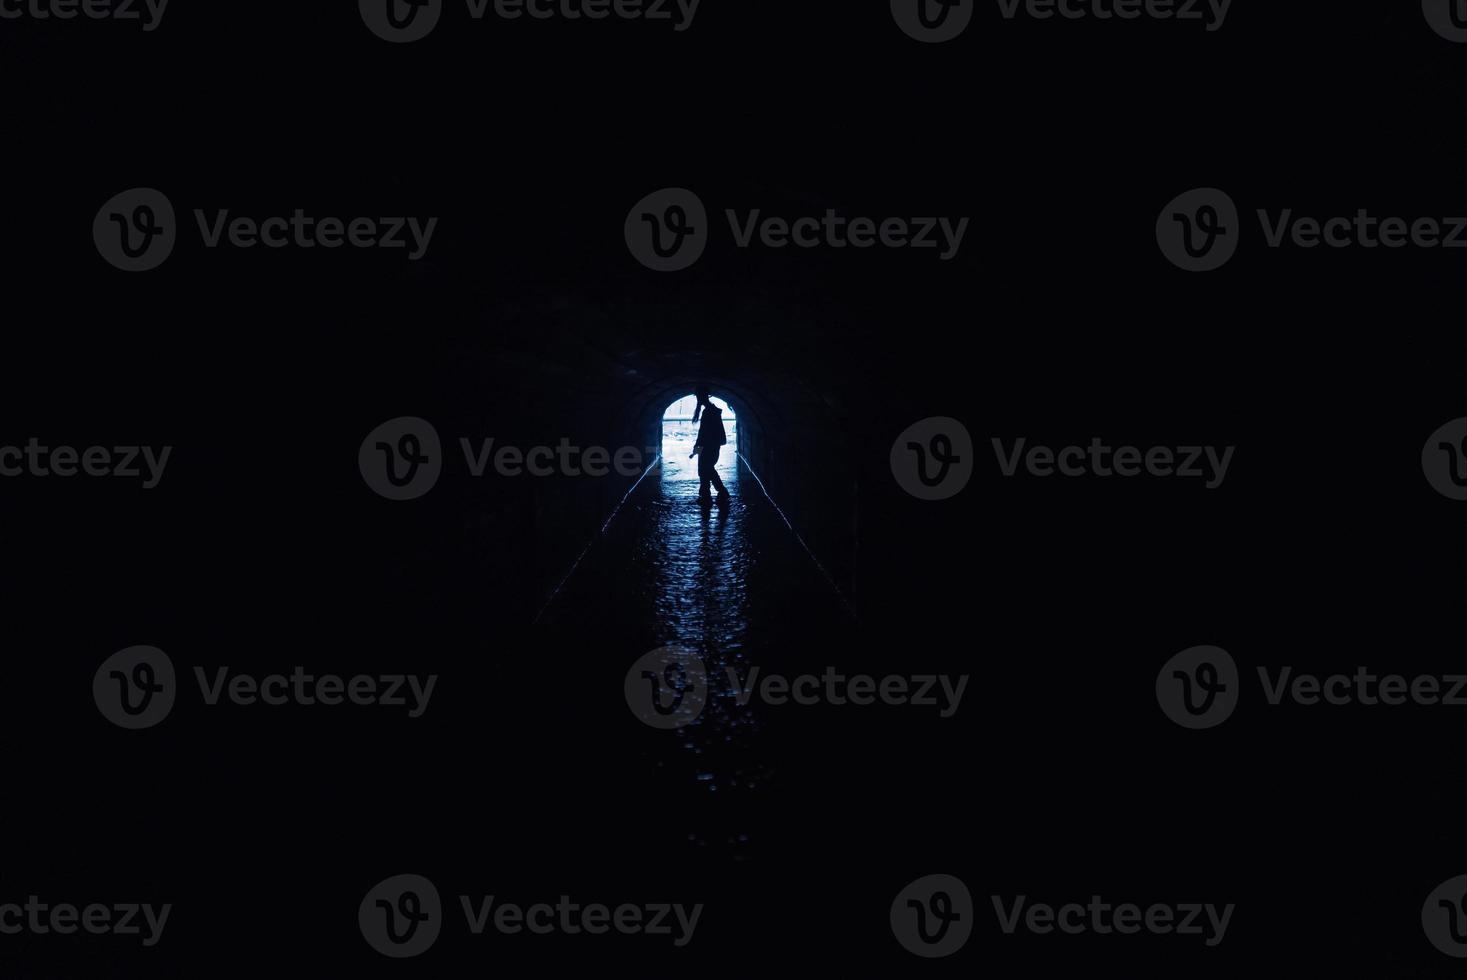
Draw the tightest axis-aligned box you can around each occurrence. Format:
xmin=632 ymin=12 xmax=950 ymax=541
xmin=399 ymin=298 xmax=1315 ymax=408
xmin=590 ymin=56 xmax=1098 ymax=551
xmin=690 ymin=390 xmax=730 ymax=507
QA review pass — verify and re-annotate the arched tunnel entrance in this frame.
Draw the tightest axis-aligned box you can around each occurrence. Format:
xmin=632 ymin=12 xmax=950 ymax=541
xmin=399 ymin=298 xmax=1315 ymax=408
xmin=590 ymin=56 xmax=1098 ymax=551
xmin=658 ymin=393 xmax=739 ymax=495
xmin=623 ymin=378 xmax=771 ymax=490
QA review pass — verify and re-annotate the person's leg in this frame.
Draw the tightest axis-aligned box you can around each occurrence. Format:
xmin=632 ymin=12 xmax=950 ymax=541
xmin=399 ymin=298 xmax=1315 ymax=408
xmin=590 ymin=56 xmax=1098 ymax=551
xmin=698 ymin=447 xmax=728 ymax=503
xmin=697 ymin=452 xmax=714 ymax=502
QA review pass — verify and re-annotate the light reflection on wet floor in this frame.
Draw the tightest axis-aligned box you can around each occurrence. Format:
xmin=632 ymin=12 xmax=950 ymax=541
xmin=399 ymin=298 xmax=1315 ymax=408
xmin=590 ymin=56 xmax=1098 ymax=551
xmin=646 ymin=447 xmax=769 ymax=813
xmin=538 ymin=439 xmax=853 ymax=860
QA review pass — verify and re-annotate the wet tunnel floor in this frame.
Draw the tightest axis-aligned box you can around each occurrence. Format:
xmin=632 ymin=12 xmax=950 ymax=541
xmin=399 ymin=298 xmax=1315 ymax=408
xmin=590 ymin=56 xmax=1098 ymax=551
xmin=530 ymin=452 xmax=865 ymax=867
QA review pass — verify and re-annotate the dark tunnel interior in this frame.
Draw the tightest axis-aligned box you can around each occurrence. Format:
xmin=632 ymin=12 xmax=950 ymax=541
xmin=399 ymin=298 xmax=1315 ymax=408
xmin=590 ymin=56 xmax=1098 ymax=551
xmin=6 ymin=3 xmax=1467 ymax=974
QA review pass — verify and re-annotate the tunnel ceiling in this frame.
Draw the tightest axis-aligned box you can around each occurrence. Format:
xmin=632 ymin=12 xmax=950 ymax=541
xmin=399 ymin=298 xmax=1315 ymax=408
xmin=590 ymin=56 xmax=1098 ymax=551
xmin=420 ymin=269 xmax=881 ymax=454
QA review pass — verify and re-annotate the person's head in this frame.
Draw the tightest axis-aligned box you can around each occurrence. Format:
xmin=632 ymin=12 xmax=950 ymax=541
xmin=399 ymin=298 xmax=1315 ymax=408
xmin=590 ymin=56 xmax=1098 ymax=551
xmin=692 ymin=384 xmax=711 ymax=421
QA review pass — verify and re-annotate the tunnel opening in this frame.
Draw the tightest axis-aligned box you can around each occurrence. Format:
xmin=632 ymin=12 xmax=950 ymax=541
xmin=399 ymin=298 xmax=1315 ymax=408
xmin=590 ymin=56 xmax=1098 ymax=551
xmin=660 ymin=393 xmax=739 ymax=494
xmin=584 ymin=375 xmax=856 ymax=618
